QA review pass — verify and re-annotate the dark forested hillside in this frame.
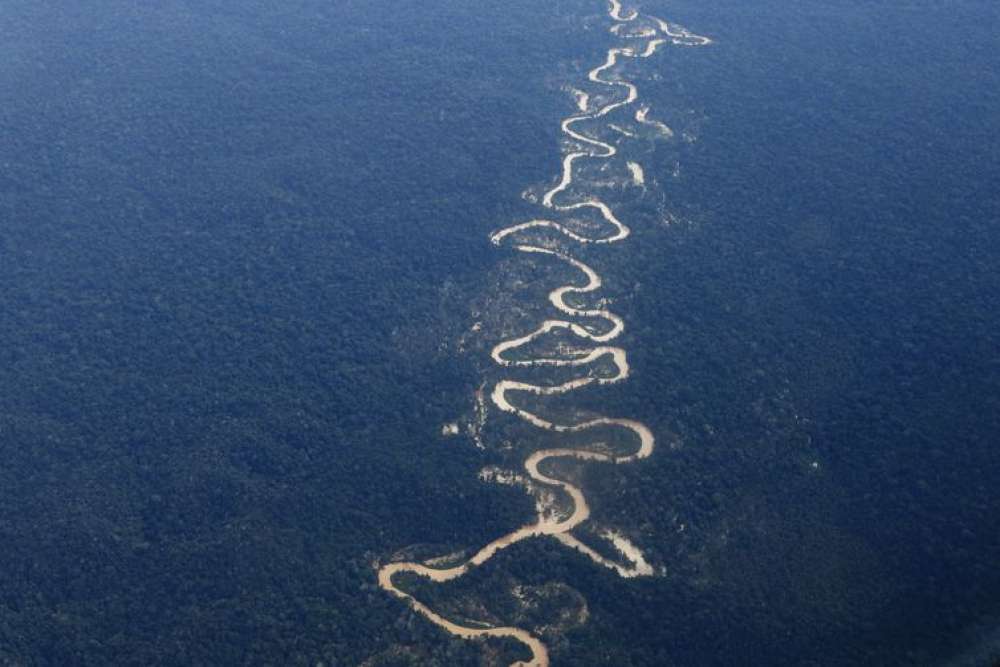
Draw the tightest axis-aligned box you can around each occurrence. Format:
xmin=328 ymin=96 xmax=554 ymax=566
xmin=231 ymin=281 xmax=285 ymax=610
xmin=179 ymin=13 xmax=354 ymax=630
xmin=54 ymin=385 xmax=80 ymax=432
xmin=0 ymin=1 xmax=591 ymax=663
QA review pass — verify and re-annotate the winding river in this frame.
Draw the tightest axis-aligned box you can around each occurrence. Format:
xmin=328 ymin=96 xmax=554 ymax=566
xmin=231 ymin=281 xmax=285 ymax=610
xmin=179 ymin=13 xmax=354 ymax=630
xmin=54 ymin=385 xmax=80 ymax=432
xmin=378 ymin=3 xmax=710 ymax=664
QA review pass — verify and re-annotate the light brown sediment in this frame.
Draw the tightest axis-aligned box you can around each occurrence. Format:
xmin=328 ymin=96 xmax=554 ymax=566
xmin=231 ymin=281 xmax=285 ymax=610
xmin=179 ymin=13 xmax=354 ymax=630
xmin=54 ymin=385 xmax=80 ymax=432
xmin=635 ymin=104 xmax=674 ymax=138
xmin=608 ymin=0 xmax=638 ymax=22
xmin=609 ymin=123 xmax=637 ymax=138
xmin=627 ymin=161 xmax=645 ymax=185
xmin=377 ymin=3 xmax=711 ymax=665
xmin=569 ymin=87 xmax=590 ymax=112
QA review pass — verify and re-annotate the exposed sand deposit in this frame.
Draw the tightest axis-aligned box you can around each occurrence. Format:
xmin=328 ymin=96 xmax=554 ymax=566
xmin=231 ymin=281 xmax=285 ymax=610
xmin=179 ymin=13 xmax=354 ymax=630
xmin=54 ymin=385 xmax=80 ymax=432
xmin=627 ymin=160 xmax=645 ymax=185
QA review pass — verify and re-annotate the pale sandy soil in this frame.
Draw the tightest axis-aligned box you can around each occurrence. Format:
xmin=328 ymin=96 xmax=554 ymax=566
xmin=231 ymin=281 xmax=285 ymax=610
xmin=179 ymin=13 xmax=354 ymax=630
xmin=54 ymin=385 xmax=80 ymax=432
xmin=635 ymin=105 xmax=674 ymax=138
xmin=609 ymin=123 xmax=637 ymax=137
xmin=627 ymin=161 xmax=645 ymax=185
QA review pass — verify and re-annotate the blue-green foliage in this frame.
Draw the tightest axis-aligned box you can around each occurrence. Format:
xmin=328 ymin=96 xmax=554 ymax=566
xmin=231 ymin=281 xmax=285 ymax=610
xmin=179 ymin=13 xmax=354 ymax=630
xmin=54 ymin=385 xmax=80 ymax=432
xmin=0 ymin=0 xmax=998 ymax=665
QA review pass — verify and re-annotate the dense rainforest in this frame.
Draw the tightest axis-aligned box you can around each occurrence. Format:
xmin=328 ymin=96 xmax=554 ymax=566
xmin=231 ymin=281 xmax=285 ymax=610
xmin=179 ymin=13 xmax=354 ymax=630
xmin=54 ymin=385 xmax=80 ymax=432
xmin=1 ymin=0 xmax=998 ymax=665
